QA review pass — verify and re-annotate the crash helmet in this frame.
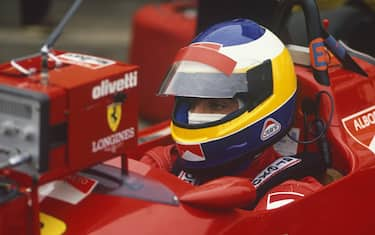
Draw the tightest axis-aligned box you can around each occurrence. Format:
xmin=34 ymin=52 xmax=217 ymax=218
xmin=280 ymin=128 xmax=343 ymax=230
xmin=159 ymin=19 xmax=297 ymax=172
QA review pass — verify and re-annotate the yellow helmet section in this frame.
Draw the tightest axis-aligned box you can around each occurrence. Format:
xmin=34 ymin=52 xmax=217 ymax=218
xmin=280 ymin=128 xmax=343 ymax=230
xmin=171 ymin=47 xmax=296 ymax=144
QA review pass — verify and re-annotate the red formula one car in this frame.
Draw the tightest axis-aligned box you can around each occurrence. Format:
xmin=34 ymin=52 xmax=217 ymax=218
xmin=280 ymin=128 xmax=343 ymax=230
xmin=0 ymin=0 xmax=374 ymax=234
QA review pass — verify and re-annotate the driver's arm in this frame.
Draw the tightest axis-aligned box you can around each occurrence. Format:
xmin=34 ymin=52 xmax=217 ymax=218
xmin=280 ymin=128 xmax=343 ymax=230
xmin=140 ymin=144 xmax=178 ymax=172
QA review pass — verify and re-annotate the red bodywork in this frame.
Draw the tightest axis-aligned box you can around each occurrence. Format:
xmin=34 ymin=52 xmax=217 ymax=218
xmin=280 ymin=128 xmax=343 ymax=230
xmin=0 ymin=51 xmax=374 ymax=234
xmin=0 ymin=51 xmax=139 ymax=234
xmin=0 ymin=51 xmax=139 ymax=177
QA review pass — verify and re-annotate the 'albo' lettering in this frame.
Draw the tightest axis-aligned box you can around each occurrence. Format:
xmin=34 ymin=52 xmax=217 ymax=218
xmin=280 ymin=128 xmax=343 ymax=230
xmin=354 ymin=111 xmax=375 ymax=131
xmin=92 ymin=71 xmax=138 ymax=99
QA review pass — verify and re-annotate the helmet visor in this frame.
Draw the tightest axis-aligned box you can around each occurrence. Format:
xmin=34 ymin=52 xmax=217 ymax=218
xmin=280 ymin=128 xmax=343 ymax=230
xmin=158 ymin=61 xmax=248 ymax=98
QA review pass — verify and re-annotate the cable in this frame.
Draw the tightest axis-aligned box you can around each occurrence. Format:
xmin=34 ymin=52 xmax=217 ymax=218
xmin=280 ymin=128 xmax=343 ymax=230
xmin=287 ymin=90 xmax=335 ymax=145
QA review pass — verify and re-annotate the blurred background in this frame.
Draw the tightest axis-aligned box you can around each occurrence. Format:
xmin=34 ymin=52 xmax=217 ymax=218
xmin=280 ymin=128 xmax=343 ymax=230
xmin=0 ymin=0 xmax=161 ymax=63
xmin=1 ymin=0 xmax=373 ymax=63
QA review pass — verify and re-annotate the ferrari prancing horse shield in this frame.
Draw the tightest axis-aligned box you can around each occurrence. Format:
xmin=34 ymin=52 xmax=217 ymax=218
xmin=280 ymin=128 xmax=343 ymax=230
xmin=107 ymin=102 xmax=122 ymax=132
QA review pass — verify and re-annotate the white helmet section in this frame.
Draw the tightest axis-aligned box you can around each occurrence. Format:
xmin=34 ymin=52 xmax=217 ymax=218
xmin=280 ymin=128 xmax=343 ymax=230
xmin=184 ymin=27 xmax=285 ymax=72
xmin=219 ymin=27 xmax=285 ymax=70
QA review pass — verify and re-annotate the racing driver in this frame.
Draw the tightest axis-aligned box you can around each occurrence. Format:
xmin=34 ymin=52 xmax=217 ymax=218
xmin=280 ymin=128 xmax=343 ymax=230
xmin=140 ymin=19 xmax=324 ymax=210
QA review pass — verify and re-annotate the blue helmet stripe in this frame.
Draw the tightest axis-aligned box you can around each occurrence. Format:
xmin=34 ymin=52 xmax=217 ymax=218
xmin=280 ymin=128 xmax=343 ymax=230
xmin=181 ymin=93 xmax=296 ymax=169
xmin=193 ymin=19 xmax=265 ymax=47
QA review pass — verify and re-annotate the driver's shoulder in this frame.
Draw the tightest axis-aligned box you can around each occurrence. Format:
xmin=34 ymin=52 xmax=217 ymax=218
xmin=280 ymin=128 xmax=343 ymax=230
xmin=254 ymin=176 xmax=322 ymax=211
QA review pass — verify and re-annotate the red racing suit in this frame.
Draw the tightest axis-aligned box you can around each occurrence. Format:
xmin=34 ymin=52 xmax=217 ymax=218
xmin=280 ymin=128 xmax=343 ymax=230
xmin=140 ymin=144 xmax=322 ymax=210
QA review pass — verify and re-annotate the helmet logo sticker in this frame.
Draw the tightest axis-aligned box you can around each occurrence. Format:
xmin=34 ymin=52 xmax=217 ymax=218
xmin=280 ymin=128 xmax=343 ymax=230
xmin=176 ymin=144 xmax=205 ymax=162
xmin=261 ymin=118 xmax=281 ymax=141
xmin=107 ymin=102 xmax=122 ymax=132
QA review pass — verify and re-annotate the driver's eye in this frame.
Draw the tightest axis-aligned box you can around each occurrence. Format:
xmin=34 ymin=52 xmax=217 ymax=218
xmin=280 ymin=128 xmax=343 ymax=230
xmin=208 ymin=100 xmax=226 ymax=111
xmin=189 ymin=98 xmax=238 ymax=114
